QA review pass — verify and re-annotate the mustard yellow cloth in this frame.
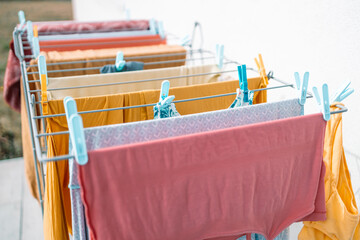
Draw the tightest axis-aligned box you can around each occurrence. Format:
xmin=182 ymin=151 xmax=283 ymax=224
xmin=299 ymin=104 xmax=360 ymax=240
xmin=43 ymin=77 xmax=267 ymax=240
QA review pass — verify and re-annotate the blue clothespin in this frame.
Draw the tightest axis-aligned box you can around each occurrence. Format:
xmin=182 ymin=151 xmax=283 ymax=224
xmin=38 ymin=55 xmax=48 ymax=113
xmin=330 ymin=80 xmax=354 ymax=103
xmin=32 ymin=25 xmax=40 ymax=58
xmin=115 ymin=51 xmax=126 ymax=71
xmin=312 ymin=84 xmax=330 ymax=121
xmin=157 ymin=21 xmax=165 ymax=39
xmin=180 ymin=35 xmax=191 ymax=46
xmin=237 ymin=65 xmax=249 ymax=103
xmin=160 ymin=80 xmax=170 ymax=101
xmin=149 ymin=19 xmax=157 ymax=35
xmin=125 ymin=9 xmax=131 ymax=20
xmin=294 ymin=72 xmax=309 ymax=106
xmin=38 ymin=55 xmax=48 ymax=85
xmin=216 ymin=44 xmax=224 ymax=69
xmin=64 ymin=97 xmax=88 ymax=165
xmin=18 ymin=11 xmax=26 ymax=29
xmin=26 ymin=21 xmax=33 ymax=46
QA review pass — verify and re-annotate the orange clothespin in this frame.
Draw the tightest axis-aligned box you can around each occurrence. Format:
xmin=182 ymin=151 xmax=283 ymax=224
xmin=254 ymin=54 xmax=269 ymax=85
xmin=38 ymin=55 xmax=48 ymax=114
xmin=33 ymin=25 xmax=38 ymax=37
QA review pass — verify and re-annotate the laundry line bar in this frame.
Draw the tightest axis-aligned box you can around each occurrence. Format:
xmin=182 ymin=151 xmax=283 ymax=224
xmin=26 ymin=57 xmax=213 ymax=75
xmin=28 ymin=69 xmax=238 ymax=93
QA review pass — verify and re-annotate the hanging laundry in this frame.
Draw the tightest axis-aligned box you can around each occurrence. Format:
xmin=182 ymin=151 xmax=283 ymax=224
xmin=27 ymin=44 xmax=187 ymax=80
xmin=77 ymin=113 xmax=327 ymax=240
xmin=99 ymin=61 xmax=144 ymax=73
xmin=299 ymin=103 xmax=360 ymax=240
xmin=42 ymin=78 xmax=268 ymax=240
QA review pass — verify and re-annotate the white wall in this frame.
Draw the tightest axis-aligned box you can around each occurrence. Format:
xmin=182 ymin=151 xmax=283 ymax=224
xmin=73 ymin=0 xmax=360 ymax=156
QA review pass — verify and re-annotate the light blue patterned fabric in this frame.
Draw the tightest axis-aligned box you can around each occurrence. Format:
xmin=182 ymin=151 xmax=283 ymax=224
xmin=237 ymin=227 xmax=289 ymax=240
xmin=153 ymin=102 xmax=181 ymax=119
xmin=229 ymin=88 xmax=254 ymax=108
xmin=70 ymin=98 xmax=301 ymax=240
xmin=69 ymin=147 xmax=88 ymax=240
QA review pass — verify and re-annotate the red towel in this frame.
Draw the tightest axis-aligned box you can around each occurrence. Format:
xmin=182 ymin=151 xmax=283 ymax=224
xmin=78 ymin=113 xmax=327 ymax=240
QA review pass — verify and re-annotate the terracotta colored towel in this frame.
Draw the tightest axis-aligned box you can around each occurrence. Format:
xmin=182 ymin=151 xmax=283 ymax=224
xmin=78 ymin=113 xmax=327 ymax=240
xmin=27 ymin=44 xmax=187 ymax=81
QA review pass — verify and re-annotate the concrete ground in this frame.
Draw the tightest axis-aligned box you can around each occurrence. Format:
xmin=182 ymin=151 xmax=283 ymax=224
xmin=0 ymin=153 xmax=359 ymax=240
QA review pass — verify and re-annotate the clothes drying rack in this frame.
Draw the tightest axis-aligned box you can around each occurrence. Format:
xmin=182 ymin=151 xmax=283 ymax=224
xmin=12 ymin=16 xmax=348 ymax=217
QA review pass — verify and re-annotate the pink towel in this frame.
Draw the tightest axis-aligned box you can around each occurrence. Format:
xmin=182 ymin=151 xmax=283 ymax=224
xmin=78 ymin=113 xmax=327 ymax=240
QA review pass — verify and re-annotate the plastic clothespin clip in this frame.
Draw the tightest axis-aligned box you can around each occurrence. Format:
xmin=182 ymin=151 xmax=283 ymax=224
xmin=64 ymin=97 xmax=88 ymax=165
xmin=330 ymin=80 xmax=354 ymax=103
xmin=32 ymin=25 xmax=40 ymax=58
xmin=294 ymin=72 xmax=309 ymax=106
xmin=312 ymin=84 xmax=330 ymax=121
xmin=115 ymin=51 xmax=126 ymax=71
xmin=18 ymin=11 xmax=26 ymax=29
xmin=215 ymin=44 xmax=224 ymax=69
xmin=160 ymin=80 xmax=170 ymax=101
xmin=26 ymin=21 xmax=33 ymax=46
xmin=149 ymin=19 xmax=157 ymax=35
xmin=157 ymin=21 xmax=165 ymax=39
xmin=238 ymin=65 xmax=249 ymax=103
xmin=180 ymin=35 xmax=191 ymax=46
xmin=254 ymin=54 xmax=269 ymax=85
xmin=38 ymin=55 xmax=48 ymax=114
xmin=125 ymin=8 xmax=131 ymax=20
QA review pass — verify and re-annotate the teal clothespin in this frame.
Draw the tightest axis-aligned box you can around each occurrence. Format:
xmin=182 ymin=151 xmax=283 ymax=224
xmin=26 ymin=21 xmax=33 ymax=45
xmin=149 ymin=19 xmax=157 ymax=35
xmin=64 ymin=97 xmax=88 ymax=165
xmin=216 ymin=44 xmax=224 ymax=69
xmin=160 ymin=80 xmax=170 ymax=101
xmin=18 ymin=11 xmax=26 ymax=29
xmin=312 ymin=84 xmax=330 ymax=121
xmin=294 ymin=72 xmax=309 ymax=106
xmin=32 ymin=36 xmax=40 ymax=58
xmin=157 ymin=21 xmax=165 ymax=39
xmin=38 ymin=55 xmax=48 ymax=85
xmin=237 ymin=65 xmax=249 ymax=103
xmin=115 ymin=51 xmax=126 ymax=71
xmin=180 ymin=35 xmax=191 ymax=46
xmin=330 ymin=80 xmax=354 ymax=103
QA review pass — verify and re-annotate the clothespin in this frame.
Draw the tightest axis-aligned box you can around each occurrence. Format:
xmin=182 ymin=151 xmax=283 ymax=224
xmin=149 ymin=19 xmax=157 ymax=35
xmin=216 ymin=44 xmax=224 ymax=69
xmin=312 ymin=84 xmax=330 ymax=121
xmin=38 ymin=55 xmax=48 ymax=114
xmin=26 ymin=21 xmax=33 ymax=46
xmin=64 ymin=97 xmax=88 ymax=165
xmin=330 ymin=80 xmax=354 ymax=103
xmin=157 ymin=21 xmax=165 ymax=39
xmin=294 ymin=72 xmax=309 ymax=106
xmin=254 ymin=54 xmax=269 ymax=85
xmin=180 ymin=35 xmax=191 ymax=46
xmin=32 ymin=25 xmax=40 ymax=58
xmin=238 ymin=65 xmax=249 ymax=103
xmin=18 ymin=11 xmax=26 ymax=29
xmin=160 ymin=80 xmax=170 ymax=101
xmin=115 ymin=51 xmax=126 ymax=71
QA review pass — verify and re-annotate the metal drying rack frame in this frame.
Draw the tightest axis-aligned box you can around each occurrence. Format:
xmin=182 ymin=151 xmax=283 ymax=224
xmin=12 ymin=20 xmax=348 ymax=215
